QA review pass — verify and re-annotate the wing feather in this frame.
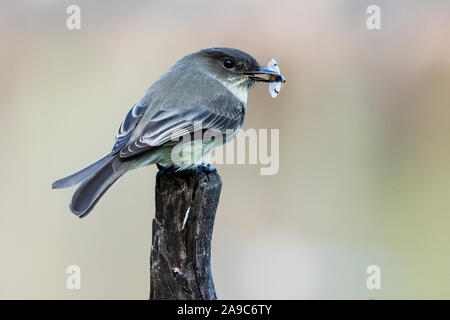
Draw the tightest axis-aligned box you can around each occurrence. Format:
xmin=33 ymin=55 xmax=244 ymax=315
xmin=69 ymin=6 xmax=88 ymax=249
xmin=111 ymin=103 xmax=148 ymax=154
xmin=119 ymin=96 xmax=244 ymax=159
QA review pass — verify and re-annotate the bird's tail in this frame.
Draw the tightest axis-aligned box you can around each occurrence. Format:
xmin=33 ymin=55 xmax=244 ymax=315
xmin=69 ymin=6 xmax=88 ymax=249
xmin=68 ymin=156 xmax=135 ymax=217
xmin=51 ymin=154 xmax=114 ymax=189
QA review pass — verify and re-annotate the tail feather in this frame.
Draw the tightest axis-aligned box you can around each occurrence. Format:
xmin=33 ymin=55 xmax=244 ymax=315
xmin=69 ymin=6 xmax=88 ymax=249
xmin=69 ymin=156 xmax=135 ymax=217
xmin=52 ymin=154 xmax=113 ymax=189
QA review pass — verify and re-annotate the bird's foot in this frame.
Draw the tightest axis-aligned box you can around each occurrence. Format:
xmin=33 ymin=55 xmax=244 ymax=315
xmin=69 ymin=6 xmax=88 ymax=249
xmin=199 ymin=163 xmax=217 ymax=173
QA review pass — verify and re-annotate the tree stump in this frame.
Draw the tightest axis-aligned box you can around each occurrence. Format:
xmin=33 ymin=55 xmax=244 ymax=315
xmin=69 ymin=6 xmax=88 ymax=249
xmin=150 ymin=165 xmax=222 ymax=300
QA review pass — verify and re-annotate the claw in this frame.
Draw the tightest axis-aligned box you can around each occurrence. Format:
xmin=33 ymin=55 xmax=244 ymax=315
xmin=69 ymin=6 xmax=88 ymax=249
xmin=156 ymin=163 xmax=167 ymax=171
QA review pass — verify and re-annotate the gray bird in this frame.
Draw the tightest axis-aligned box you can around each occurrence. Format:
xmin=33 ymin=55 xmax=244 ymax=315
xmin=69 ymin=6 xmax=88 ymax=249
xmin=52 ymin=47 xmax=285 ymax=217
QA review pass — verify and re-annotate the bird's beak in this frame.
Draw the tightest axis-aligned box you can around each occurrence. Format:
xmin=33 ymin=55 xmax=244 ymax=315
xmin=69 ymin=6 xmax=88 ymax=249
xmin=242 ymin=68 xmax=286 ymax=83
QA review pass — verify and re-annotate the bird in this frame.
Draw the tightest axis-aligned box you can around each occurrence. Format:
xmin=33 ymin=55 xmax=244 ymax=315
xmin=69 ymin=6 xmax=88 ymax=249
xmin=52 ymin=47 xmax=285 ymax=217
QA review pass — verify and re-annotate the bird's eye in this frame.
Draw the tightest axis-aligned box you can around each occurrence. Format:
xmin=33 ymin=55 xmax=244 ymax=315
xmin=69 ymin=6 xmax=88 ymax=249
xmin=223 ymin=59 xmax=235 ymax=69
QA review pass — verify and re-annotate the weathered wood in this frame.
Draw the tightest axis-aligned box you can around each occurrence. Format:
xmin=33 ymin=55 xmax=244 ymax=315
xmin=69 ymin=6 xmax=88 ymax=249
xmin=150 ymin=165 xmax=221 ymax=300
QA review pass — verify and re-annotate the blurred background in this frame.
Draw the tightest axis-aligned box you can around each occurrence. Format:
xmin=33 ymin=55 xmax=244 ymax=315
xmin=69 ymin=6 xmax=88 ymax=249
xmin=0 ymin=0 xmax=449 ymax=299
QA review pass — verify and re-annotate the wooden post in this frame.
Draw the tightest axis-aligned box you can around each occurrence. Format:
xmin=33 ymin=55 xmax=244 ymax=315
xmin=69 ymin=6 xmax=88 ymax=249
xmin=150 ymin=165 xmax=221 ymax=300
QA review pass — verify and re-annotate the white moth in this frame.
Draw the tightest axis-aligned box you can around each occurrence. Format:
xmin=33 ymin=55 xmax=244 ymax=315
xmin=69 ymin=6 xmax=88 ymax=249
xmin=268 ymin=58 xmax=282 ymax=98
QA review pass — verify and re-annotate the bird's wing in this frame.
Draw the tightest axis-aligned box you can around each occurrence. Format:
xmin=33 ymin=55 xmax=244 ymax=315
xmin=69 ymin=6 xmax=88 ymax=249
xmin=111 ymin=103 xmax=148 ymax=154
xmin=119 ymin=94 xmax=245 ymax=159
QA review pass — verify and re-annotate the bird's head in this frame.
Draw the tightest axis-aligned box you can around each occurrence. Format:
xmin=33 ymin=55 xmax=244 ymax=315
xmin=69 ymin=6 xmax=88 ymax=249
xmin=164 ymin=47 xmax=286 ymax=103
xmin=197 ymin=47 xmax=285 ymax=89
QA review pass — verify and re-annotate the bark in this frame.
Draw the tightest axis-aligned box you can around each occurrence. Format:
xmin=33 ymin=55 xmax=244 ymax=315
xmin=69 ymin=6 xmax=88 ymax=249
xmin=150 ymin=165 xmax=221 ymax=300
